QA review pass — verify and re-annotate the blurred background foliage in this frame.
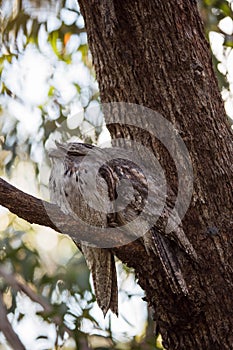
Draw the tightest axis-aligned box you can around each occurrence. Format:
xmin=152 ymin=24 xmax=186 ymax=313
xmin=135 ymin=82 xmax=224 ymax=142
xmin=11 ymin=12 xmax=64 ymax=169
xmin=0 ymin=0 xmax=232 ymax=349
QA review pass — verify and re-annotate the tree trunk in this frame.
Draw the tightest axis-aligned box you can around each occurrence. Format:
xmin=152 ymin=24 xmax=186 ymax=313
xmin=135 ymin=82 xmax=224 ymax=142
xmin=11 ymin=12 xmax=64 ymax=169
xmin=78 ymin=0 xmax=233 ymax=349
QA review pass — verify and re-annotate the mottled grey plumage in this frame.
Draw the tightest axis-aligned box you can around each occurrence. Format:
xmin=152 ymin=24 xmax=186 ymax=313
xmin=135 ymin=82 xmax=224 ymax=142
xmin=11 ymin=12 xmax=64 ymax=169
xmin=49 ymin=142 xmax=196 ymax=315
xmin=49 ymin=142 xmax=118 ymax=316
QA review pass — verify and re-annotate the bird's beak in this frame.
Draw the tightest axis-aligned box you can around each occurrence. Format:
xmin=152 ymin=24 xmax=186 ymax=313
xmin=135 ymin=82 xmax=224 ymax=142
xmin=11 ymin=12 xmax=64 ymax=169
xmin=48 ymin=141 xmax=67 ymax=159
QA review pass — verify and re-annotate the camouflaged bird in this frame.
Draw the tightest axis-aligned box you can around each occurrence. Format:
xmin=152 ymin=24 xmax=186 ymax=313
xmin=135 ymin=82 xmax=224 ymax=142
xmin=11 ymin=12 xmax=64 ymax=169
xmin=49 ymin=142 xmax=197 ymax=316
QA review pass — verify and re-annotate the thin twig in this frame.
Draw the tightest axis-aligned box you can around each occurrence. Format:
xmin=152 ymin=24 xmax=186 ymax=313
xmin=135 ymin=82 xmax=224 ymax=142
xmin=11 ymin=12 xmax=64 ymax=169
xmin=0 ymin=292 xmax=26 ymax=350
xmin=0 ymin=267 xmax=73 ymax=337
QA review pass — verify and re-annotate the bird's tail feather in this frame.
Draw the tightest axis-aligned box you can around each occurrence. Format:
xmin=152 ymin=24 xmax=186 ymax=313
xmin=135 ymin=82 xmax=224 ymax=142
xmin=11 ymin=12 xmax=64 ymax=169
xmin=144 ymin=230 xmax=189 ymax=295
xmin=81 ymin=245 xmax=118 ymax=316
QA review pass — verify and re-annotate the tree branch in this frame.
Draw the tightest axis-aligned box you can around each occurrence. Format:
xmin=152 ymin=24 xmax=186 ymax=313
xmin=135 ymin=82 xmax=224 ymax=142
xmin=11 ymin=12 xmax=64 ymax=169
xmin=0 ymin=177 xmax=136 ymax=248
xmin=0 ymin=177 xmax=148 ymax=289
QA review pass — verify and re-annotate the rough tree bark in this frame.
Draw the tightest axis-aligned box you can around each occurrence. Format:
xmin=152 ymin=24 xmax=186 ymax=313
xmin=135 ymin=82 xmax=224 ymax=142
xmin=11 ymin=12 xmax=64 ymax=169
xmin=77 ymin=0 xmax=233 ymax=349
xmin=0 ymin=1 xmax=232 ymax=349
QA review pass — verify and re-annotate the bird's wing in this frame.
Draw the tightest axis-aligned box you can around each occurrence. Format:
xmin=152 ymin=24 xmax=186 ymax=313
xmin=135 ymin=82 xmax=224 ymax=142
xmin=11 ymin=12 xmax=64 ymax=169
xmin=107 ymin=158 xmax=196 ymax=295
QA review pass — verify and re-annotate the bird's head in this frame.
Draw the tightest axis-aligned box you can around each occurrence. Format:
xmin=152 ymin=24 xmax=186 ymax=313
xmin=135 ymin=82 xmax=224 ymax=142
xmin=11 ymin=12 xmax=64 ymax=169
xmin=48 ymin=141 xmax=94 ymax=160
